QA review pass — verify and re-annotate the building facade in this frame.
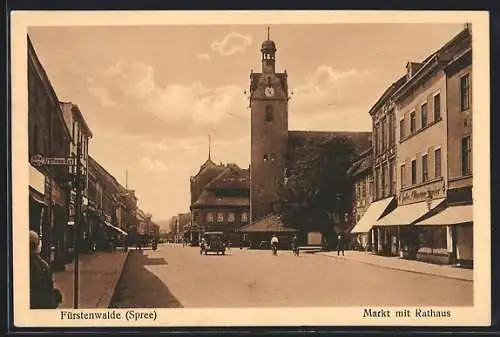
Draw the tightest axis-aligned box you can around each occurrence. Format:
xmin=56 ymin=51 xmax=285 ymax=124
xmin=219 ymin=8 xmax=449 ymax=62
xmin=28 ymin=36 xmax=72 ymax=269
xmin=347 ymin=148 xmax=374 ymax=250
xmin=377 ymin=25 xmax=473 ymax=265
xmin=190 ymin=161 xmax=250 ymax=245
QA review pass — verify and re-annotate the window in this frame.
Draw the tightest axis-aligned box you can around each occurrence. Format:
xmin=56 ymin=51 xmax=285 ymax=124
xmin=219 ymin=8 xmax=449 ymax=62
xmin=460 ymin=73 xmax=471 ymax=111
xmin=241 ymin=212 xmax=248 ymax=223
xmin=263 ymin=154 xmax=268 ymax=162
xmin=390 ymin=160 xmax=396 ymax=195
xmin=400 ymin=163 xmax=406 ymax=188
xmin=434 ymin=148 xmax=441 ymax=178
xmin=206 ymin=212 xmax=214 ymax=223
xmin=381 ymin=166 xmax=386 ymax=198
xmin=265 ymin=105 xmax=274 ymax=123
xmin=422 ymin=154 xmax=428 ymax=182
xmin=462 ymin=136 xmax=472 ymax=175
xmin=381 ymin=118 xmax=386 ymax=150
xmin=270 ymin=153 xmax=276 ymax=162
xmin=400 ymin=119 xmax=405 ymax=140
xmin=217 ymin=212 xmax=224 ymax=222
xmin=410 ymin=111 xmax=416 ymax=134
xmin=389 ymin=111 xmax=395 ymax=146
xmin=411 ymin=159 xmax=417 ymax=185
xmin=434 ymin=93 xmax=441 ymax=121
xmin=228 ymin=212 xmax=235 ymax=222
xmin=374 ymin=168 xmax=379 ymax=199
xmin=373 ymin=126 xmax=378 ymax=155
xmin=421 ymin=103 xmax=428 ymax=128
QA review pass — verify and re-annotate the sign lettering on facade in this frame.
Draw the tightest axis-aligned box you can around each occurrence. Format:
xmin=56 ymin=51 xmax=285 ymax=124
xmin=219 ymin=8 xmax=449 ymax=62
xmin=399 ymin=180 xmax=445 ymax=204
xmin=30 ymin=155 xmax=75 ymax=167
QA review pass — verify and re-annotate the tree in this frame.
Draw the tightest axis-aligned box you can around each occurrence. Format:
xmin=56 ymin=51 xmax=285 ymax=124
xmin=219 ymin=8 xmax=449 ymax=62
xmin=274 ymin=136 xmax=357 ymax=242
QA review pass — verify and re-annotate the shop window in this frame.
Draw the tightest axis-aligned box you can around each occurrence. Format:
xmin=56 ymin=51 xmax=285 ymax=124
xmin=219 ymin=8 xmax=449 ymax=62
xmin=460 ymin=73 xmax=471 ymax=111
xmin=461 ymin=136 xmax=472 ymax=175
xmin=434 ymin=93 xmax=441 ymax=121
xmin=421 ymin=103 xmax=428 ymax=128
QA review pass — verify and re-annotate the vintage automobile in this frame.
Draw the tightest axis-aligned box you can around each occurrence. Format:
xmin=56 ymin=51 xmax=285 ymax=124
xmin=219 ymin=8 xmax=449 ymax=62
xmin=200 ymin=231 xmax=226 ymax=255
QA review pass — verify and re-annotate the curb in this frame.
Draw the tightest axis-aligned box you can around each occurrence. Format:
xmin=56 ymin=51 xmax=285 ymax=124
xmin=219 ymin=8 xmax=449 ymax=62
xmin=314 ymin=252 xmax=473 ymax=283
xmin=99 ymin=251 xmax=130 ymax=308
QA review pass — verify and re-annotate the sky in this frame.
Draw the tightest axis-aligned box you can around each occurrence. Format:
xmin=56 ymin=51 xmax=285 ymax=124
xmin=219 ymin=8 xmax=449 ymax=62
xmin=27 ymin=23 xmax=464 ymax=223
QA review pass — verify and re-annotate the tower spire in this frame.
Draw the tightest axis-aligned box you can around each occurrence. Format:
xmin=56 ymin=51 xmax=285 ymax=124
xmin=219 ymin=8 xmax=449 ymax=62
xmin=267 ymin=26 xmax=270 ymax=40
xmin=208 ymin=134 xmax=211 ymax=160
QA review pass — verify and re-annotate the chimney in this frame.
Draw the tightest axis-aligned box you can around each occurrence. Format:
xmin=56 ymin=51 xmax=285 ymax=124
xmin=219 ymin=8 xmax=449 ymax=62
xmin=464 ymin=22 xmax=472 ymax=33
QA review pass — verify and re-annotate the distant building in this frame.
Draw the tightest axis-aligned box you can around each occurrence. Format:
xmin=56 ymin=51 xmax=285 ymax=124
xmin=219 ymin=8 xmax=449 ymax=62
xmin=190 ymin=157 xmax=250 ymax=245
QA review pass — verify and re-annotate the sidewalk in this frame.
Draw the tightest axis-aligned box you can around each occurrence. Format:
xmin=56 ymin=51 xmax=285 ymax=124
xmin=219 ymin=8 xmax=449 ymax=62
xmin=315 ymin=250 xmax=473 ymax=282
xmin=53 ymin=250 xmax=129 ymax=309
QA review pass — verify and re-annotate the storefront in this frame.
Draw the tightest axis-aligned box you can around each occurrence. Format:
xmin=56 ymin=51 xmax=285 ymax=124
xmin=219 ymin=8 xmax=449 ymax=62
xmin=350 ymin=196 xmax=395 ymax=252
xmin=376 ymin=198 xmax=446 ymax=259
xmin=416 ymin=203 xmax=473 ymax=267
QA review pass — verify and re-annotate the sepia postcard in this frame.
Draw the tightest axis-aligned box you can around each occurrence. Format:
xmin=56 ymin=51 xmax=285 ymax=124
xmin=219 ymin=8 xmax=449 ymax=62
xmin=11 ymin=10 xmax=491 ymax=328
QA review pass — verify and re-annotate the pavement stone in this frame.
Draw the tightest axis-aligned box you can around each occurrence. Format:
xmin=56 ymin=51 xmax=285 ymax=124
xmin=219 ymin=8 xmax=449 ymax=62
xmin=53 ymin=250 xmax=129 ymax=309
xmin=315 ymin=250 xmax=473 ymax=282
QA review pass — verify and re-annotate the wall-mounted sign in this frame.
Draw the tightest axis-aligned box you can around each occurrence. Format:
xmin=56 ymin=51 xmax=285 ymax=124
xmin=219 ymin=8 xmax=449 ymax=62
xmin=30 ymin=155 xmax=75 ymax=167
xmin=399 ymin=180 xmax=446 ymax=205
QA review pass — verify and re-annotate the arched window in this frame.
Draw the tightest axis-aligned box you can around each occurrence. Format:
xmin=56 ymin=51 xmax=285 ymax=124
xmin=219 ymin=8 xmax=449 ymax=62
xmin=265 ymin=105 xmax=273 ymax=123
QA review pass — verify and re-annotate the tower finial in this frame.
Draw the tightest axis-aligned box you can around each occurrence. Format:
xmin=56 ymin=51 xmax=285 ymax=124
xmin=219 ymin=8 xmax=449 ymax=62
xmin=267 ymin=26 xmax=270 ymax=40
xmin=208 ymin=134 xmax=211 ymax=160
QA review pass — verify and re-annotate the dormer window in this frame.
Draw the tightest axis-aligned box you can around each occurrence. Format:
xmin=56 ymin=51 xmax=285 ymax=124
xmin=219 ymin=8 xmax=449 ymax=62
xmin=264 ymin=154 xmax=268 ymax=162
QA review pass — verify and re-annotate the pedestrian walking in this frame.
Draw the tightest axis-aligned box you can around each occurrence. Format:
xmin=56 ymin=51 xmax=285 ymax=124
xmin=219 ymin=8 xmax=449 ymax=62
xmin=226 ymin=240 xmax=232 ymax=254
xmin=337 ymin=232 xmax=345 ymax=256
xmin=29 ymin=230 xmax=62 ymax=309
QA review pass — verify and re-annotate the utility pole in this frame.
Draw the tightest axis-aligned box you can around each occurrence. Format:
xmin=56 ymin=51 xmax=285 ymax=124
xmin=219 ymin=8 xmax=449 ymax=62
xmin=73 ymin=135 xmax=83 ymax=309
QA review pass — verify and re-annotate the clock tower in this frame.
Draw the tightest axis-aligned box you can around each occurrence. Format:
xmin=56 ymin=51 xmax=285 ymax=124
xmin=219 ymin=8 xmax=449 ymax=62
xmin=249 ymin=28 xmax=289 ymax=222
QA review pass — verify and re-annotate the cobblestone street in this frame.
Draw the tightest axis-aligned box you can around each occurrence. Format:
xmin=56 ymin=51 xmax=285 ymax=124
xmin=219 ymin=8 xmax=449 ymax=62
xmin=109 ymin=244 xmax=473 ymax=308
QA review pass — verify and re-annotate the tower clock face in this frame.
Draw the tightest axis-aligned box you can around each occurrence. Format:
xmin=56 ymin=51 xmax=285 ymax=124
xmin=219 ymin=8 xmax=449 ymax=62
xmin=264 ymin=87 xmax=275 ymax=97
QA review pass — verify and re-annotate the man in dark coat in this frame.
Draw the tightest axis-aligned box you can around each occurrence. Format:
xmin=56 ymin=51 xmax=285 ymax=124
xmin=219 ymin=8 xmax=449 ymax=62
xmin=30 ymin=230 xmax=62 ymax=309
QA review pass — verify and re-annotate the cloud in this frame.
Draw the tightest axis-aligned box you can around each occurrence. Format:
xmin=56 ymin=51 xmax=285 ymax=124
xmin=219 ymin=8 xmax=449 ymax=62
xmin=90 ymin=60 xmax=250 ymax=141
xmin=197 ymin=53 xmax=211 ymax=61
xmin=139 ymin=157 xmax=181 ymax=172
xmin=211 ymin=31 xmax=252 ymax=56
xmin=88 ymin=86 xmax=116 ymax=107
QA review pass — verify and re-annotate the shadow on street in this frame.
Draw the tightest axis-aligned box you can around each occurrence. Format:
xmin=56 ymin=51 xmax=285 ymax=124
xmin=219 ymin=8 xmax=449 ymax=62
xmin=109 ymin=250 xmax=182 ymax=308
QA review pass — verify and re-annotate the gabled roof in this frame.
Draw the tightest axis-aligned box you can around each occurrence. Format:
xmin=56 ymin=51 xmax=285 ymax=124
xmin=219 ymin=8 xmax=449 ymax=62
xmin=191 ymin=189 xmax=250 ymax=208
xmin=239 ymin=214 xmax=298 ymax=233
xmin=348 ymin=148 xmax=373 ymax=177
xmin=204 ymin=164 xmax=250 ymax=190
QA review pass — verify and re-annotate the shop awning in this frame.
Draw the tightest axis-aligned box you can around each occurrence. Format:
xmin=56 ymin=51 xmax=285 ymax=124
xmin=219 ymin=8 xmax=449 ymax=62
xmin=350 ymin=197 xmax=394 ymax=234
xmin=376 ymin=198 xmax=446 ymax=226
xmin=416 ymin=204 xmax=473 ymax=226
xmin=29 ymin=165 xmax=46 ymax=194
xmin=105 ymin=221 xmax=128 ymax=236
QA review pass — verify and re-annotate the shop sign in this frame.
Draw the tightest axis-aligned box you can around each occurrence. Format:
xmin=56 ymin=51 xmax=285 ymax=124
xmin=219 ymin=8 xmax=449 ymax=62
xmin=399 ymin=180 xmax=445 ymax=204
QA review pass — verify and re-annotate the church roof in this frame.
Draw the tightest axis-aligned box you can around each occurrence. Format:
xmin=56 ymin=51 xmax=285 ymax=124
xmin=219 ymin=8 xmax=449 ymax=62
xmin=288 ymin=130 xmax=372 ymax=155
